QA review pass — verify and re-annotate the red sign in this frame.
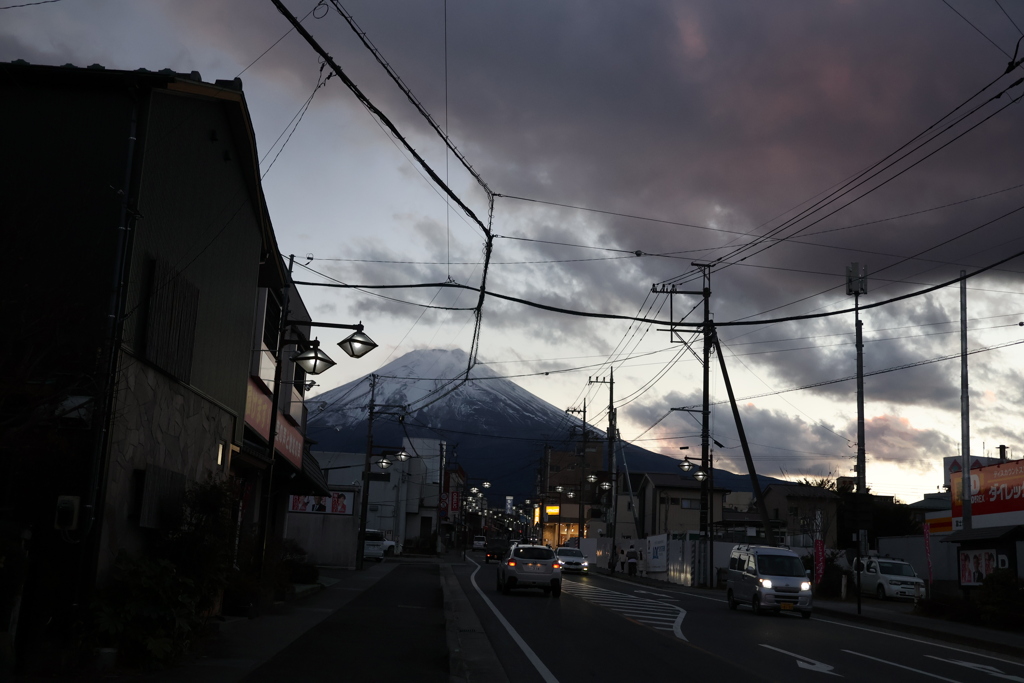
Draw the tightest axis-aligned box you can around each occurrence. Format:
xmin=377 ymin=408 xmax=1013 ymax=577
xmin=951 ymin=458 xmax=1024 ymax=521
xmin=450 ymin=491 xmax=461 ymax=512
xmin=814 ymin=539 xmax=825 ymax=585
xmin=244 ymin=378 xmax=304 ymax=470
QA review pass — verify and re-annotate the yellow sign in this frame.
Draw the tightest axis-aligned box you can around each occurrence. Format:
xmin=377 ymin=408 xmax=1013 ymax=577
xmin=546 ymin=505 xmax=560 ymax=516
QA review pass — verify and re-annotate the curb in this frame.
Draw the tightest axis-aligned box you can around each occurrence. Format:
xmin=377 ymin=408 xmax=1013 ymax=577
xmin=441 ymin=563 xmax=509 ymax=683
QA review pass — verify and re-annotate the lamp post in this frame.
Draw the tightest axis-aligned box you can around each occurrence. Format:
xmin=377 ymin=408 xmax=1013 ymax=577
xmin=258 ymin=256 xmax=377 ymax=592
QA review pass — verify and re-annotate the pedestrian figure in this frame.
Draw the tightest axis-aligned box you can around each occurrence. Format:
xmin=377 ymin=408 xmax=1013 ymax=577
xmin=626 ymin=545 xmax=639 ymax=577
xmin=618 ymin=547 xmax=627 ymax=573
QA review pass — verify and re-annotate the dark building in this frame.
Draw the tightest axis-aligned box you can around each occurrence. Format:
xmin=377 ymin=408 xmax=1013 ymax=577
xmin=0 ymin=61 xmax=326 ymax=671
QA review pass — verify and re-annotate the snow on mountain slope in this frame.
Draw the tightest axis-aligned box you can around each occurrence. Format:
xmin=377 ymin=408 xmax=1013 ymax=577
xmin=305 ymin=348 xmax=780 ymax=499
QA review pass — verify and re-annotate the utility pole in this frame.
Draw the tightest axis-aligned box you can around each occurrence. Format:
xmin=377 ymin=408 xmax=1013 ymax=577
xmin=846 ymin=262 xmax=868 ymax=615
xmin=653 ymin=264 xmax=713 ymax=587
xmin=698 ymin=265 xmax=712 ymax=588
xmin=355 ymin=374 xmax=377 ymax=570
xmin=566 ymin=401 xmax=587 ymax=543
xmin=355 ymin=375 xmax=405 ymax=569
xmin=589 ymin=370 xmax=615 ymax=546
xmin=960 ymin=271 xmax=972 ymax=534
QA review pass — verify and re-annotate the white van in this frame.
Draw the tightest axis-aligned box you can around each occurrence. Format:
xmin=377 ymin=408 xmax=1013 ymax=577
xmin=726 ymin=544 xmax=813 ymax=619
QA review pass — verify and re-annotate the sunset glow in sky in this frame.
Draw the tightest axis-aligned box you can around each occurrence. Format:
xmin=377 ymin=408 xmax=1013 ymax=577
xmin=6 ymin=0 xmax=1024 ymax=503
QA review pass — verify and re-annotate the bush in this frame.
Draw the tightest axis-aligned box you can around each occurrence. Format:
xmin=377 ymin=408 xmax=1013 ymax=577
xmin=90 ymin=476 xmax=238 ymax=667
xmin=93 ymin=551 xmax=202 ymax=665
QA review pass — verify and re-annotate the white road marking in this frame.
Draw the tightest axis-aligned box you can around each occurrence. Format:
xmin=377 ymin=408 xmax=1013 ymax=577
xmin=842 ymin=650 xmax=963 ymax=682
xmin=924 ymin=656 xmax=1024 ymax=682
xmin=760 ymin=644 xmax=842 ymax=676
xmin=561 ymin=580 xmax=688 ymax=641
xmin=818 ymin=619 xmax=1024 ymax=668
xmin=468 ymin=559 xmax=560 ymax=683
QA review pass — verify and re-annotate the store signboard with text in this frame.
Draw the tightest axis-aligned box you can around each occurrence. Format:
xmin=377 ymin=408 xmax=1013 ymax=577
xmin=950 ymin=458 xmax=1024 ymax=528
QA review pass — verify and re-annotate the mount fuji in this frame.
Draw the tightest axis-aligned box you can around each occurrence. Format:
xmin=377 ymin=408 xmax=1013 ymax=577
xmin=305 ymin=348 xmax=780 ymax=500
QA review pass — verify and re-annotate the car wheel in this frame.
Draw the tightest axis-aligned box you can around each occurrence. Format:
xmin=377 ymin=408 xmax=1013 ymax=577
xmin=496 ymin=573 xmax=502 ymax=592
xmin=552 ymin=583 xmax=561 ymax=598
xmin=801 ymin=610 xmax=812 ymax=620
xmin=752 ymin=595 xmax=762 ymax=616
xmin=501 ymin=578 xmax=511 ymax=595
xmin=384 ymin=547 xmax=394 ymax=557
xmin=485 ymin=556 xmax=490 ymax=564
xmin=876 ymin=584 xmax=886 ymax=601
xmin=727 ymin=589 xmax=737 ymax=610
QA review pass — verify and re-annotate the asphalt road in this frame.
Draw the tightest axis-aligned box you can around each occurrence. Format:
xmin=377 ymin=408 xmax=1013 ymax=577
xmin=455 ymin=558 xmax=1024 ymax=683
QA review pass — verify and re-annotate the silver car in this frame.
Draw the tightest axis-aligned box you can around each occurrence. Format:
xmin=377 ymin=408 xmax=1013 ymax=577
xmin=555 ymin=547 xmax=589 ymax=573
xmin=726 ymin=544 xmax=812 ymax=618
xmin=497 ymin=544 xmax=562 ymax=597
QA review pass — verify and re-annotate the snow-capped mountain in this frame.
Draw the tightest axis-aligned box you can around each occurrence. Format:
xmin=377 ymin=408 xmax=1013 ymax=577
xmin=305 ymin=348 xmax=780 ymax=500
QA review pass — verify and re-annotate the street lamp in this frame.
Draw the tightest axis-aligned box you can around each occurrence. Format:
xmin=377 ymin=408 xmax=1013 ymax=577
xmin=678 ymin=457 xmax=695 ymax=473
xmin=338 ymin=329 xmax=378 ymax=358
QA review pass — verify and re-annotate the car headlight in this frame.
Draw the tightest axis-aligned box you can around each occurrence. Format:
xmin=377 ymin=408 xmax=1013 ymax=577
xmin=888 ymin=580 xmax=901 ymax=585
xmin=759 ymin=578 xmax=773 ymax=589
xmin=801 ymin=581 xmax=811 ymax=591
xmin=581 ymin=561 xmax=589 ymax=567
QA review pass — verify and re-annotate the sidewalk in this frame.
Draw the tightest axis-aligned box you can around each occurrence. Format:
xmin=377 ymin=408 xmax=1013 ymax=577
xmin=135 ymin=552 xmax=1020 ymax=683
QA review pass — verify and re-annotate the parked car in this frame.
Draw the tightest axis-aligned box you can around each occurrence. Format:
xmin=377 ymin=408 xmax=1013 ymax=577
xmin=497 ymin=544 xmax=562 ymax=597
xmin=485 ymin=540 xmax=509 ymax=564
xmin=364 ymin=529 xmax=396 ymax=561
xmin=555 ymin=546 xmax=589 ymax=573
xmin=726 ymin=544 xmax=812 ymax=618
xmin=858 ymin=557 xmax=925 ymax=600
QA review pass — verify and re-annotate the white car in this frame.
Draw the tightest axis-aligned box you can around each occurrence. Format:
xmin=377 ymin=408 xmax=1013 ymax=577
xmin=555 ymin=547 xmax=589 ymax=573
xmin=726 ymin=544 xmax=813 ymax=618
xmin=859 ymin=558 xmax=925 ymax=600
xmin=472 ymin=535 xmax=488 ymax=551
xmin=497 ymin=544 xmax=562 ymax=597
xmin=364 ymin=529 xmax=396 ymax=561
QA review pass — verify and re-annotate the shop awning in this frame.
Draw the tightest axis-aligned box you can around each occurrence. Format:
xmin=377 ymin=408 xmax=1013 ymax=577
xmin=941 ymin=524 xmax=1023 ymax=543
xmin=288 ymin=450 xmax=330 ymax=496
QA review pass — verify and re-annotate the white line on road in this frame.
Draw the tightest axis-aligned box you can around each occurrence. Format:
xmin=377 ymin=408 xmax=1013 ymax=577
xmin=842 ymin=650 xmax=963 ymax=682
xmin=924 ymin=655 xmax=1024 ymax=681
xmin=760 ymin=644 xmax=842 ymax=676
xmin=467 ymin=559 xmax=560 ymax=683
xmin=817 ymin=619 xmax=1024 ymax=668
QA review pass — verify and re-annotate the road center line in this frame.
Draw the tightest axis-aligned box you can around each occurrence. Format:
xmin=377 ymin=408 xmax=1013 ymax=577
xmin=467 ymin=558 xmax=560 ymax=683
xmin=842 ymin=650 xmax=963 ymax=682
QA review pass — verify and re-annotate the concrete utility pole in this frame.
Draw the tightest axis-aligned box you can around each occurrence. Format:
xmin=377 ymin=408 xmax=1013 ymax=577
xmin=356 ymin=374 xmax=378 ymax=570
xmin=960 ymin=271 xmax=972 ymax=533
xmin=653 ymin=264 xmax=714 ymax=586
xmin=589 ymin=370 xmax=616 ymax=546
xmin=566 ymin=401 xmax=587 ymax=542
xmin=846 ymin=263 xmax=869 ymax=615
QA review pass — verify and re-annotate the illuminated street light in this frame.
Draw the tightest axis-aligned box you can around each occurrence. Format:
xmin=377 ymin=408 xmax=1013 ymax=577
xmin=678 ymin=457 xmax=695 ymax=473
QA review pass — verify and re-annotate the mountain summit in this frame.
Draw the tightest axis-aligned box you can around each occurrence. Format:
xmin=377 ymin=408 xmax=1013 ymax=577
xmin=305 ymin=348 xmax=778 ymax=500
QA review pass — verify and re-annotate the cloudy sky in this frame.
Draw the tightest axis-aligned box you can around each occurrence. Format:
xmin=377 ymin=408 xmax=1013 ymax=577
xmin=6 ymin=0 xmax=1024 ymax=502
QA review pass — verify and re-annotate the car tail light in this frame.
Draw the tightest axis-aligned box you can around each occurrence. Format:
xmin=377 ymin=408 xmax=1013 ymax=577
xmin=507 ymin=560 xmax=517 ymax=567
xmin=553 ymin=561 xmax=562 ymax=569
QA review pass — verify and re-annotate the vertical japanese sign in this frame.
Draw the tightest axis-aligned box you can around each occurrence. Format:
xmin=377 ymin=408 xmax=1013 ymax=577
xmin=814 ymin=539 xmax=825 ymax=585
xmin=450 ymin=490 xmax=461 ymax=512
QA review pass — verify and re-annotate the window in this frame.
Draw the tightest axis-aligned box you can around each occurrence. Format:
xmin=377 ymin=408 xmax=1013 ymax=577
xmin=669 ymin=497 xmax=680 ymax=505
xmin=681 ymin=499 xmax=701 ymax=510
xmin=788 ymin=506 xmax=800 ymax=518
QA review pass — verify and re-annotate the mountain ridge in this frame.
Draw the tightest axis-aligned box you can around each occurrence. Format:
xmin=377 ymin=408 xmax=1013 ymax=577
xmin=305 ymin=348 xmax=782 ymax=500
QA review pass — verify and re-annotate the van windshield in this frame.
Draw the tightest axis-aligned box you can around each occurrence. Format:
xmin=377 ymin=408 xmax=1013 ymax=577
xmin=757 ymin=554 xmax=805 ymax=577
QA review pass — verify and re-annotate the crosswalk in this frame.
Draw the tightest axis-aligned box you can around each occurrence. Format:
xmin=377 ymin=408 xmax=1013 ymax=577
xmin=561 ymin=580 xmax=687 ymax=640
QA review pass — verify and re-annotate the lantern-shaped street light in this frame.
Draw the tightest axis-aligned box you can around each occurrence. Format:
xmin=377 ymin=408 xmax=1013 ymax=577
xmin=678 ymin=457 xmax=695 ymax=473
xmin=291 ymin=340 xmax=336 ymax=375
xmin=338 ymin=330 xmax=378 ymax=358
xmin=693 ymin=469 xmax=708 ymax=482
xmin=586 ymin=474 xmax=598 ymax=483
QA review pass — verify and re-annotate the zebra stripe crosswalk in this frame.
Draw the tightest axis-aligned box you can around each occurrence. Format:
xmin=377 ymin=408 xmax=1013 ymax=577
xmin=561 ymin=580 xmax=687 ymax=640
